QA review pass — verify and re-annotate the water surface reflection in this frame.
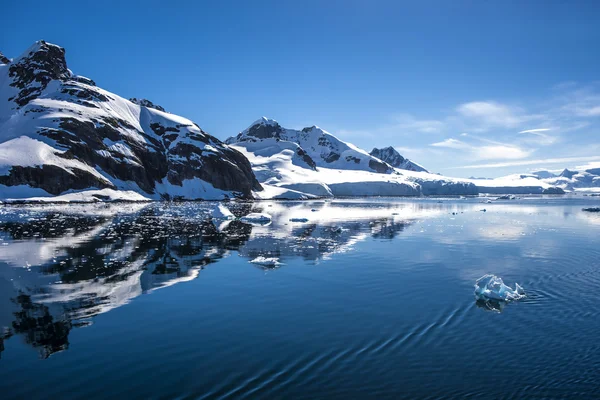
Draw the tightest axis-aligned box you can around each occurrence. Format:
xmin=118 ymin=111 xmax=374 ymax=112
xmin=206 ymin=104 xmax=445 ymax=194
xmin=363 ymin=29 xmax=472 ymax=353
xmin=0 ymin=200 xmax=432 ymax=358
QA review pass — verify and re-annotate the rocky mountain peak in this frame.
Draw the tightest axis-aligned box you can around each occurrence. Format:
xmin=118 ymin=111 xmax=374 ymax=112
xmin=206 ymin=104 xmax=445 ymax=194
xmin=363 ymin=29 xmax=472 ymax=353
xmin=130 ymin=98 xmax=166 ymax=112
xmin=559 ymin=168 xmax=577 ymax=179
xmin=370 ymin=146 xmax=428 ymax=172
xmin=8 ymin=40 xmax=71 ymax=107
xmin=244 ymin=117 xmax=283 ymax=139
xmin=0 ymin=51 xmax=9 ymax=64
xmin=371 ymin=147 xmax=406 ymax=165
xmin=0 ymin=41 xmax=263 ymax=201
xmin=301 ymin=125 xmax=324 ymax=134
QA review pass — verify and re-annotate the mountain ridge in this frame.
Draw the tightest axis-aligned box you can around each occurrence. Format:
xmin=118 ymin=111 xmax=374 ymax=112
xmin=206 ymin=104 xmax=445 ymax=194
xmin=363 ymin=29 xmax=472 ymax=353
xmin=0 ymin=40 xmax=261 ymax=201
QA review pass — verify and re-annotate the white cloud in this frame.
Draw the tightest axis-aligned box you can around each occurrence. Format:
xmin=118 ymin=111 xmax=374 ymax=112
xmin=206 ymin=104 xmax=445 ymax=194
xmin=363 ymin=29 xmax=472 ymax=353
xmin=391 ymin=113 xmax=445 ymax=133
xmin=456 ymin=101 xmax=540 ymax=129
xmin=517 ymin=128 xmax=558 ymax=146
xmin=575 ymin=161 xmax=600 ymax=171
xmin=430 ymin=138 xmax=470 ymax=149
xmin=452 ymin=155 xmax=600 ymax=169
xmin=518 ymin=128 xmax=553 ymax=134
xmin=430 ymin=137 xmax=530 ymax=161
xmin=476 ymin=145 xmax=530 ymax=160
xmin=575 ymin=105 xmax=600 ymax=117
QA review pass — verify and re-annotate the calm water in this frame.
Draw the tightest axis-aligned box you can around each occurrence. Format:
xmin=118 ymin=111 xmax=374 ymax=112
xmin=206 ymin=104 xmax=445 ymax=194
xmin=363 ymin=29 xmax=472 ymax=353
xmin=1 ymin=196 xmax=600 ymax=399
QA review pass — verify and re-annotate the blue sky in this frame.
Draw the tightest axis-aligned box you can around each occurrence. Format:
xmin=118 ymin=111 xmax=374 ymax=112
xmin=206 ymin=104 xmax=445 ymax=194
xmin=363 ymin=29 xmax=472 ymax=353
xmin=2 ymin=0 xmax=600 ymax=177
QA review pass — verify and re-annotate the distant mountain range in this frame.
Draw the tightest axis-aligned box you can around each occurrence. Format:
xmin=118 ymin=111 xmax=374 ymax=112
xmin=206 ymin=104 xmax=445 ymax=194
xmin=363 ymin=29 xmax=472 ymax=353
xmin=2 ymin=41 xmax=595 ymax=202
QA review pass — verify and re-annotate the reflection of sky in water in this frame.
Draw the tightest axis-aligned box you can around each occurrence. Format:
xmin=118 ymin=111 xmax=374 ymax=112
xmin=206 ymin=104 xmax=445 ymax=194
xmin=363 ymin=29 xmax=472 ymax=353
xmin=1 ymin=196 xmax=600 ymax=398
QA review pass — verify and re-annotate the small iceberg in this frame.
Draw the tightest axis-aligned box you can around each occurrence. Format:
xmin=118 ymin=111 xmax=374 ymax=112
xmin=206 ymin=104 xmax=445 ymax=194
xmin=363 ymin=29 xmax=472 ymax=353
xmin=289 ymin=217 xmax=309 ymax=222
xmin=249 ymin=256 xmax=282 ymax=268
xmin=212 ymin=203 xmax=234 ymax=219
xmin=474 ymin=274 xmax=525 ymax=302
xmin=496 ymin=195 xmax=516 ymax=200
xmin=240 ymin=212 xmax=272 ymax=225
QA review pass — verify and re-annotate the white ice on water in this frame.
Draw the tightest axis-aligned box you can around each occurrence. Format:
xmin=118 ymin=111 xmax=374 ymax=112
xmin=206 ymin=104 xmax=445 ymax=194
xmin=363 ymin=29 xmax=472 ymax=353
xmin=211 ymin=203 xmax=234 ymax=219
xmin=249 ymin=256 xmax=282 ymax=268
xmin=240 ymin=213 xmax=272 ymax=224
xmin=474 ymin=274 xmax=525 ymax=302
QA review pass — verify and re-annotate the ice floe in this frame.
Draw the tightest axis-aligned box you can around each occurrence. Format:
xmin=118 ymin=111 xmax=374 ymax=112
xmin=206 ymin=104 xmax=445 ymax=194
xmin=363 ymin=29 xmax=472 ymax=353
xmin=474 ymin=274 xmax=525 ymax=302
xmin=240 ymin=212 xmax=272 ymax=225
xmin=211 ymin=203 xmax=234 ymax=219
xmin=249 ymin=256 xmax=282 ymax=268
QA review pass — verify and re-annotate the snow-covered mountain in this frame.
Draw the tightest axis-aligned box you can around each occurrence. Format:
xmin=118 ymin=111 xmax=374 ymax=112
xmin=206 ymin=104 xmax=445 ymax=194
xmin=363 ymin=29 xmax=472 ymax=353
xmin=370 ymin=146 xmax=428 ymax=172
xmin=226 ymin=117 xmax=479 ymax=198
xmin=0 ymin=41 xmax=575 ymax=202
xmin=0 ymin=41 xmax=261 ymax=201
xmin=540 ymin=167 xmax=600 ymax=192
xmin=226 ymin=117 xmax=394 ymax=173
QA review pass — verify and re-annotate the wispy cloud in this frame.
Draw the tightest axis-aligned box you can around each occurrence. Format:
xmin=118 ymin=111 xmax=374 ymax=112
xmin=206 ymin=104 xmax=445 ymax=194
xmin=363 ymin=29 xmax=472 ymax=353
xmin=518 ymin=128 xmax=553 ymax=134
xmin=452 ymin=155 xmax=600 ymax=169
xmin=430 ymin=138 xmax=530 ymax=160
xmin=335 ymin=82 xmax=600 ymax=177
xmin=431 ymin=138 xmax=470 ymax=149
xmin=456 ymin=101 xmax=543 ymax=130
xmin=517 ymin=127 xmax=558 ymax=146
xmin=391 ymin=113 xmax=445 ymax=134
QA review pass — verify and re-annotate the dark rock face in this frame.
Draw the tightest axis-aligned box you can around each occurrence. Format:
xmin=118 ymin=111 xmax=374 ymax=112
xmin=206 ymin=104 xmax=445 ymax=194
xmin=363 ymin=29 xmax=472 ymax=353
xmin=0 ymin=165 xmax=111 ymax=195
xmin=370 ymin=146 xmax=427 ymax=172
xmin=368 ymin=159 xmax=392 ymax=173
xmin=8 ymin=41 xmax=70 ymax=107
xmin=245 ymin=120 xmax=283 ymax=139
xmin=323 ymin=152 xmax=340 ymax=163
xmin=371 ymin=146 xmax=405 ymax=166
xmin=167 ymin=138 xmax=261 ymax=197
xmin=70 ymin=75 xmax=96 ymax=86
xmin=296 ymin=148 xmax=317 ymax=170
xmin=130 ymin=98 xmax=166 ymax=112
xmin=0 ymin=51 xmax=9 ymax=64
xmin=0 ymin=41 xmax=263 ymax=200
xmin=542 ymin=187 xmax=566 ymax=195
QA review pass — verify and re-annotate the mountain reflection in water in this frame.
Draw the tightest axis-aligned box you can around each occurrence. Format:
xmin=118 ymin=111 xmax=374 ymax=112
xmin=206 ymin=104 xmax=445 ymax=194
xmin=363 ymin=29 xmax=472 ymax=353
xmin=0 ymin=200 xmax=428 ymax=358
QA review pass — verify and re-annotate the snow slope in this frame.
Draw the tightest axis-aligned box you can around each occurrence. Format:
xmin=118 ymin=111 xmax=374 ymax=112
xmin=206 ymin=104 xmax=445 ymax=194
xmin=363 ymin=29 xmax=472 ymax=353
xmin=226 ymin=118 xmax=570 ymax=198
xmin=538 ymin=167 xmax=600 ymax=193
xmin=0 ymin=41 xmax=261 ymax=202
xmin=227 ymin=118 xmax=486 ymax=197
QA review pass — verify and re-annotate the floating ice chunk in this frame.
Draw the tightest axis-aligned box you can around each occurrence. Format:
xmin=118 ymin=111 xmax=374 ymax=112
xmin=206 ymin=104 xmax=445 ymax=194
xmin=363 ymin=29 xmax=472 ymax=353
xmin=496 ymin=194 xmax=516 ymax=200
xmin=474 ymin=274 xmax=525 ymax=302
xmin=212 ymin=203 xmax=234 ymax=219
xmin=289 ymin=217 xmax=309 ymax=222
xmin=249 ymin=256 xmax=281 ymax=268
xmin=240 ymin=212 xmax=272 ymax=225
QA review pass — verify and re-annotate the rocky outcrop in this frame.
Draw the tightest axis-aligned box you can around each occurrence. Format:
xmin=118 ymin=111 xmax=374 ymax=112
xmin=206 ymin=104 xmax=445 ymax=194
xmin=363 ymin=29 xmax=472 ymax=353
xmin=129 ymin=98 xmax=166 ymax=112
xmin=0 ymin=41 xmax=262 ymax=200
xmin=0 ymin=51 xmax=9 ymax=64
xmin=7 ymin=41 xmax=71 ymax=107
xmin=370 ymin=146 xmax=428 ymax=172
